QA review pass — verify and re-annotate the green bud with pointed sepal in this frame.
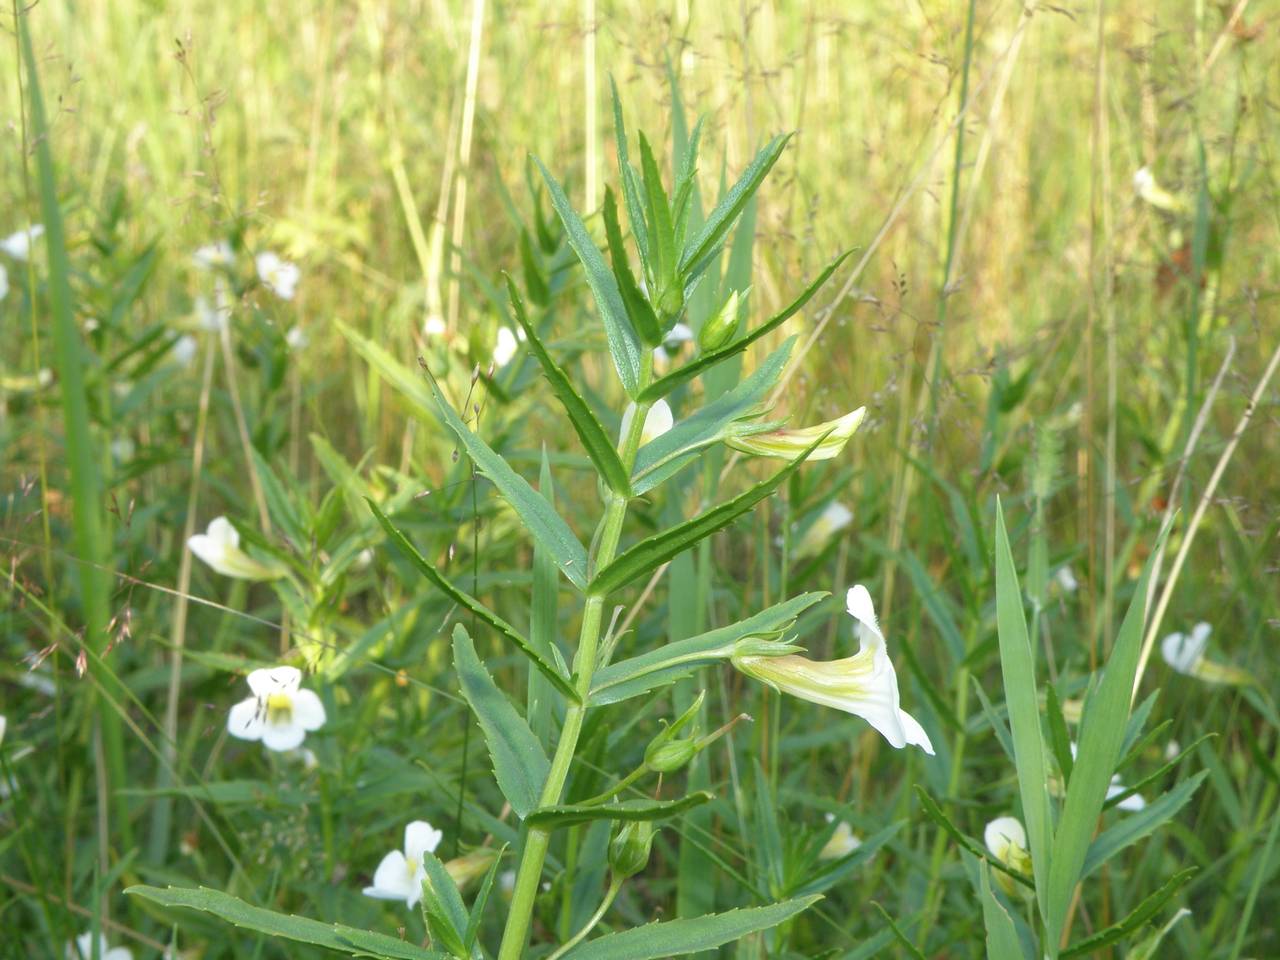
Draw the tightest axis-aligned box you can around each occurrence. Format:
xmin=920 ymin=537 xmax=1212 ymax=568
xmin=609 ymin=820 xmax=656 ymax=879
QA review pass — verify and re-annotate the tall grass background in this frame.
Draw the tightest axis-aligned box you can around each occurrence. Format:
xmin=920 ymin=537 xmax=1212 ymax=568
xmin=2 ymin=1 xmax=1278 ymax=957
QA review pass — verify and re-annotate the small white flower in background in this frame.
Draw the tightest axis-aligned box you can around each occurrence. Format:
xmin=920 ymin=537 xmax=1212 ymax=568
xmin=620 ymin=399 xmax=674 ymax=447
xmin=67 ymin=932 xmax=132 ymax=960
xmin=226 ymin=666 xmax=326 ymax=752
xmin=499 ymin=869 xmax=516 ymax=896
xmin=1067 ymin=742 xmax=1146 ymax=811
xmin=110 ymin=437 xmax=135 ymax=463
xmin=793 ymin=502 xmax=853 ymax=559
xmin=819 ymin=814 xmax=862 ymax=860
xmin=1161 ymin=622 xmax=1250 ymax=686
xmin=493 ymin=326 xmax=521 ymax=367
xmin=171 ymin=334 xmax=198 ymax=368
xmin=291 ymin=747 xmax=319 ymax=770
xmin=255 ymin=251 xmax=300 ymax=300
xmin=1133 ymin=166 xmax=1184 ymax=212
xmin=187 ymin=516 xmax=283 ymax=580
xmin=654 ymin=322 xmax=694 ymax=364
xmin=1053 ymin=565 xmax=1079 ymax=594
xmin=354 ymin=547 xmax=375 ymax=570
xmin=1165 ymin=739 xmax=1182 ymax=761
xmin=194 ymin=282 xmax=232 ymax=333
xmin=424 ymin=314 xmax=447 ymax=337
xmin=0 ymin=263 xmax=8 ymax=301
xmin=363 ymin=820 xmax=444 ymax=907
xmin=727 ymin=406 xmax=866 ymax=462
xmin=192 ymin=241 xmax=233 ymax=271
xmin=1 ymin=224 xmax=45 ymax=261
xmin=285 ymin=325 xmax=309 ymax=351
xmin=734 ymin=585 xmax=934 ymax=754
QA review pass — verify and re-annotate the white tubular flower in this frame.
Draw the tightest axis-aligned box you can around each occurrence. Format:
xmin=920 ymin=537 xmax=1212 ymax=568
xmin=733 ymin=585 xmax=934 ymax=754
xmin=227 ymin=666 xmax=326 ymax=752
xmin=493 ymin=326 xmax=520 ymax=367
xmin=726 ymin=407 xmax=865 ymax=462
xmin=819 ymin=814 xmax=862 ymax=860
xmin=620 ymin=399 xmax=674 ymax=447
xmin=256 ymin=251 xmax=300 ymax=300
xmin=67 ymin=932 xmax=132 ymax=960
xmin=187 ymin=516 xmax=283 ymax=581
xmin=1 ymin=224 xmax=45 ymax=261
xmin=1133 ymin=166 xmax=1184 ymax=212
xmin=171 ymin=334 xmax=198 ymax=368
xmin=363 ymin=820 xmax=444 ymax=907
xmin=192 ymin=241 xmax=233 ymax=271
xmin=794 ymin=502 xmax=853 ymax=559
xmin=984 ymin=816 xmax=1032 ymax=894
xmin=1161 ymin=622 xmax=1250 ymax=685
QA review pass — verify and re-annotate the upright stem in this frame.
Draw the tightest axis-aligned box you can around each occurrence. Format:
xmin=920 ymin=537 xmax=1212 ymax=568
xmin=497 ymin=395 xmax=652 ymax=959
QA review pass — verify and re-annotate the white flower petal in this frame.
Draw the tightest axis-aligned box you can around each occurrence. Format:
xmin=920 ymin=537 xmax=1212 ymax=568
xmin=984 ymin=816 xmax=1027 ymax=860
xmin=247 ymin=666 xmax=302 ymax=696
xmin=1161 ymin=625 xmax=1208 ymax=675
xmin=260 ymin=720 xmax=306 ymax=752
xmin=898 ymin=709 xmax=936 ymax=756
xmin=2 ymin=224 xmax=44 ymax=261
xmin=845 ymin=585 xmax=886 ymax=652
xmin=365 ymin=849 xmax=416 ymax=902
xmin=290 ymin=688 xmax=326 ymax=731
xmin=226 ymin=698 xmax=265 ymax=742
xmin=105 ymin=949 xmax=133 ymax=960
xmin=205 ymin=516 xmax=240 ymax=550
xmin=493 ymin=326 xmax=519 ymax=367
xmin=405 ymin=820 xmax=444 ymax=866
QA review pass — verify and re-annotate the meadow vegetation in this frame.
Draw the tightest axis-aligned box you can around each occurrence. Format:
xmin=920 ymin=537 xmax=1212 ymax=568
xmin=2 ymin=1 xmax=1279 ymax=957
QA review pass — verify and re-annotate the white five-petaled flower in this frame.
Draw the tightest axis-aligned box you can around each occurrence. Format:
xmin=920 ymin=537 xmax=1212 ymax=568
xmin=1 ymin=224 xmax=45 ymax=261
xmin=187 ymin=516 xmax=283 ymax=580
xmin=620 ymin=399 xmax=674 ymax=447
xmin=192 ymin=241 xmax=234 ymax=271
xmin=733 ymin=585 xmax=934 ymax=754
xmin=67 ymin=932 xmax=132 ymax=960
xmin=819 ymin=813 xmax=862 ymax=860
xmin=227 ymin=666 xmax=326 ymax=752
xmin=727 ymin=407 xmax=866 ymax=462
xmin=363 ymin=820 xmax=444 ymax=907
xmin=1161 ymin=622 xmax=1250 ymax=686
xmin=255 ymin=251 xmax=300 ymax=300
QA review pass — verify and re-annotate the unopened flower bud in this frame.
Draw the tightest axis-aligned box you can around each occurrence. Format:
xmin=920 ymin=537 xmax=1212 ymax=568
xmin=726 ymin=407 xmax=865 ymax=462
xmin=657 ymin=282 xmax=684 ymax=324
xmin=697 ymin=288 xmax=745 ymax=352
xmin=644 ymin=738 xmax=697 ymax=773
xmin=609 ymin=820 xmax=655 ymax=879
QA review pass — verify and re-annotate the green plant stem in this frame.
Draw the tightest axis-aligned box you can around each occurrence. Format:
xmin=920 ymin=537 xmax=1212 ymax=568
xmin=547 ymin=877 xmax=622 ymax=960
xmin=497 ymin=395 xmax=651 ymax=959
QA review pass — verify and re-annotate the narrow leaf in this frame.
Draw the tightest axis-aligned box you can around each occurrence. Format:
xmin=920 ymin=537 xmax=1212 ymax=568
xmin=590 ymin=433 xmax=829 ymax=597
xmin=125 ymin=885 xmax=443 ymax=959
xmin=981 ymin=865 xmax=1030 ymax=960
xmin=368 ymin=500 xmax=578 ymax=702
xmin=419 ymin=851 xmax=471 ymax=959
xmin=560 ymin=897 xmax=820 ymax=960
xmin=1061 ymin=867 xmax=1196 ymax=958
xmin=452 ymin=625 xmax=551 ymax=819
xmin=421 ymin=364 xmax=589 ymax=588
xmin=639 ymin=250 xmax=851 ymax=403
xmin=680 ymin=134 xmax=790 ymax=274
xmin=526 ymin=792 xmax=713 ymax=829
xmin=610 ymin=77 xmax=649 ymax=266
xmin=603 ymin=187 xmax=662 ymax=345
xmin=535 ymin=155 xmax=644 ymax=396
xmin=1080 ymin=772 xmax=1208 ymax=879
xmin=505 ymin=276 xmax=630 ymax=494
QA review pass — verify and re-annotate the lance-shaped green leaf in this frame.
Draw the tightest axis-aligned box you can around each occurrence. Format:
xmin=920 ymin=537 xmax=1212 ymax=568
xmin=639 ymin=250 xmax=851 ymax=403
xmin=993 ymin=499 xmax=1052 ymax=922
xmin=535 ymin=155 xmax=644 ymax=396
xmin=639 ymin=133 xmax=678 ymax=303
xmin=603 ymin=187 xmax=661 ymax=345
xmin=591 ymin=592 xmax=825 ymax=705
xmin=610 ymin=77 xmax=649 ymax=268
xmin=1080 ymin=771 xmax=1208 ymax=880
xmin=679 ymin=133 xmax=790 ymax=275
xmin=419 ymin=851 xmax=471 ymax=959
xmin=369 ymin=501 xmax=578 ymax=703
xmin=1061 ymin=867 xmax=1196 ymax=958
xmin=125 ymin=885 xmax=444 ymax=959
xmin=590 ymin=433 xmax=830 ymax=597
xmin=559 ymin=897 xmax=820 ymax=960
xmin=527 ymin=792 xmax=713 ymax=829
xmin=505 ymin=276 xmax=630 ymax=494
xmin=980 ymin=864 xmax=1030 ymax=960
xmin=631 ymin=338 xmax=794 ymax=495
xmin=452 ymin=625 xmax=551 ymax=819
xmin=1045 ymin=523 xmax=1168 ymax=944
xmin=422 ymin=366 xmax=589 ymax=588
